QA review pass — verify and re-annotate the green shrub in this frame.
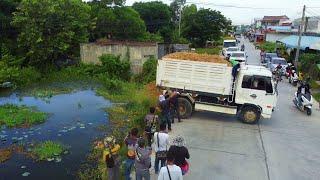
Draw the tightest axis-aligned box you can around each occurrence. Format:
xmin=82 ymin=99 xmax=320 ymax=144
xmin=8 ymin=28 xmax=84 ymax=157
xmin=0 ymin=104 xmax=47 ymax=128
xmin=196 ymin=47 xmax=221 ymax=55
xmin=299 ymin=53 xmax=320 ymax=80
xmin=32 ymin=141 xmax=65 ymax=160
xmin=99 ymin=54 xmax=131 ymax=81
xmin=134 ymin=57 xmax=157 ymax=83
xmin=260 ymin=42 xmax=276 ymax=52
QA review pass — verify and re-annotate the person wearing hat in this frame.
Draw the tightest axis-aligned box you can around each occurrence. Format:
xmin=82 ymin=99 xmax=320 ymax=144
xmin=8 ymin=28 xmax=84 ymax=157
xmin=135 ymin=138 xmax=152 ymax=180
xmin=168 ymin=136 xmax=190 ymax=175
xmin=103 ymin=136 xmax=121 ymax=180
xmin=124 ymin=128 xmax=139 ymax=180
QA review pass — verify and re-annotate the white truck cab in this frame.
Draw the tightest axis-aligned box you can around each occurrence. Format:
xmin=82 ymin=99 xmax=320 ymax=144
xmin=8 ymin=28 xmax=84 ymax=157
xmin=235 ymin=65 xmax=277 ymax=122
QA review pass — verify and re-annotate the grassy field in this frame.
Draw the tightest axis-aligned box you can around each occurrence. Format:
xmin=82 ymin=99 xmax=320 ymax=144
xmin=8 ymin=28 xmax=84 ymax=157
xmin=0 ymin=104 xmax=47 ymax=128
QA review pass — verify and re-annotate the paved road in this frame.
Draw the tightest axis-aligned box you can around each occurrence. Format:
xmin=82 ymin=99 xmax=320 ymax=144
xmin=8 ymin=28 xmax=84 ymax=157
xmin=165 ymin=37 xmax=320 ymax=180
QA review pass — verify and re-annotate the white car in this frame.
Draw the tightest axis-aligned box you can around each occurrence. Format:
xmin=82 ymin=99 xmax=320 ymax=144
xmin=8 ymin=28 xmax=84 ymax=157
xmin=223 ymin=47 xmax=239 ymax=58
xmin=229 ymin=51 xmax=247 ymax=63
xmin=268 ymin=57 xmax=288 ymax=74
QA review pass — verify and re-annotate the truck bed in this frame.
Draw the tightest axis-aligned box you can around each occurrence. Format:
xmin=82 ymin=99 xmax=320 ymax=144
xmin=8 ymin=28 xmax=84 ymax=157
xmin=156 ymin=58 xmax=233 ymax=95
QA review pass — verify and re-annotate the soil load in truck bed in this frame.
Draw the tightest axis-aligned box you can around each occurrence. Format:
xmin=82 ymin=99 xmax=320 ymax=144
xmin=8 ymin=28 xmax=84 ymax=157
xmin=157 ymin=52 xmax=234 ymax=96
xmin=163 ymin=52 xmax=231 ymax=66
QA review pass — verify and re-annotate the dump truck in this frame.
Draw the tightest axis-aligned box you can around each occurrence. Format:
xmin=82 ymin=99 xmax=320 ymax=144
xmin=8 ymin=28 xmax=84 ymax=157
xmin=156 ymin=53 xmax=277 ymax=124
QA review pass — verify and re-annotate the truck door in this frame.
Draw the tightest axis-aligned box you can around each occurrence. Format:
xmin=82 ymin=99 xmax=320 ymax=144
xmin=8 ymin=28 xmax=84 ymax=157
xmin=236 ymin=75 xmax=277 ymax=118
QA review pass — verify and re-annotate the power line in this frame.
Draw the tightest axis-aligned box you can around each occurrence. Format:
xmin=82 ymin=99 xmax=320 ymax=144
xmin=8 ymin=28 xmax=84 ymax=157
xmin=185 ymin=1 xmax=283 ymax=10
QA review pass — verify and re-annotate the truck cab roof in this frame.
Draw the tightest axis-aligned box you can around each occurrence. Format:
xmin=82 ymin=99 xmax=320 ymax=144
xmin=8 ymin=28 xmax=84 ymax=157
xmin=240 ymin=65 xmax=272 ymax=77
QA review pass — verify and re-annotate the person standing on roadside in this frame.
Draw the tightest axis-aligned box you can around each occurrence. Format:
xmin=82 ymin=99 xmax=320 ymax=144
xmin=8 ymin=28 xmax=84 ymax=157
xmin=124 ymin=128 xmax=139 ymax=180
xmin=159 ymin=93 xmax=171 ymax=131
xmin=169 ymin=91 xmax=181 ymax=124
xmin=144 ymin=107 xmax=158 ymax=147
xmin=169 ymin=136 xmax=190 ymax=175
xmin=104 ymin=136 xmax=121 ymax=180
xmin=158 ymin=151 xmax=183 ymax=180
xmin=154 ymin=124 xmax=170 ymax=174
xmin=135 ymin=138 xmax=152 ymax=180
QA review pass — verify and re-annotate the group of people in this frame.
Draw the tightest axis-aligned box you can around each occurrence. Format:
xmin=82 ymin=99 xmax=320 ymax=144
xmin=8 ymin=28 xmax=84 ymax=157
xmin=103 ymin=90 xmax=190 ymax=180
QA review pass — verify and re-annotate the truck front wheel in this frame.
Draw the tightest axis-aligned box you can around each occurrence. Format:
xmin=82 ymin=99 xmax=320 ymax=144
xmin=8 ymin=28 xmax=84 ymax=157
xmin=239 ymin=106 xmax=260 ymax=124
xmin=178 ymin=98 xmax=193 ymax=119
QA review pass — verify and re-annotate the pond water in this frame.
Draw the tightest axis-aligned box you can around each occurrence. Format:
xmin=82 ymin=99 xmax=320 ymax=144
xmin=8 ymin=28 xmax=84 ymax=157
xmin=0 ymin=90 xmax=111 ymax=179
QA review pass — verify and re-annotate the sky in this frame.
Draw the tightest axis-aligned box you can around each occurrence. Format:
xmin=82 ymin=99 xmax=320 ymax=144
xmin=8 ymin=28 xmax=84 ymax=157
xmin=123 ymin=0 xmax=320 ymax=25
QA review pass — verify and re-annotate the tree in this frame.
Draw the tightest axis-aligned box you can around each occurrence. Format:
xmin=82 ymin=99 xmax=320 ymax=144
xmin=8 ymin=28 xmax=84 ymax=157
xmin=88 ymin=0 xmax=125 ymax=6
xmin=170 ymin=0 xmax=186 ymax=26
xmin=12 ymin=0 xmax=91 ymax=68
xmin=112 ymin=7 xmax=146 ymax=40
xmin=0 ymin=0 xmax=21 ymax=57
xmin=182 ymin=8 xmax=231 ymax=47
xmin=132 ymin=1 xmax=171 ymax=33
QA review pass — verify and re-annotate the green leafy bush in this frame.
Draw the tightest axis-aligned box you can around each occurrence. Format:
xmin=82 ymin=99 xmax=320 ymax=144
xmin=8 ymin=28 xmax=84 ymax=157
xmin=0 ymin=104 xmax=47 ymax=128
xmin=32 ymin=141 xmax=64 ymax=160
xmin=134 ymin=57 xmax=157 ymax=83
xmin=196 ymin=47 xmax=221 ymax=55
xmin=299 ymin=53 xmax=320 ymax=80
xmin=260 ymin=42 xmax=276 ymax=52
xmin=99 ymin=54 xmax=131 ymax=81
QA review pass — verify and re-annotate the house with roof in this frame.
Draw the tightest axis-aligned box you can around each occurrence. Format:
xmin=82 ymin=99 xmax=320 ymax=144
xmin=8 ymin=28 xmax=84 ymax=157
xmin=294 ymin=16 xmax=320 ymax=33
xmin=261 ymin=15 xmax=290 ymax=28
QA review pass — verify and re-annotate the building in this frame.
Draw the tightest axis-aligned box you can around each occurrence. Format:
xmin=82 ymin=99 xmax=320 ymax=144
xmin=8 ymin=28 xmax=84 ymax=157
xmin=80 ymin=40 xmax=158 ymax=74
xmin=261 ymin=15 xmax=290 ymax=28
xmin=294 ymin=16 xmax=320 ymax=33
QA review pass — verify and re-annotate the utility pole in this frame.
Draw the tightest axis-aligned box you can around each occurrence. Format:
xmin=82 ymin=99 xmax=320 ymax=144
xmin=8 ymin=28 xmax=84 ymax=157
xmin=294 ymin=5 xmax=306 ymax=67
xmin=304 ymin=17 xmax=309 ymax=33
xmin=178 ymin=5 xmax=182 ymax=37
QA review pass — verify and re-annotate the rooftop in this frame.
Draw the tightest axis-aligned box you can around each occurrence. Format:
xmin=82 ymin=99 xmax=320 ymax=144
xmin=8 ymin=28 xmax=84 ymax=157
xmin=262 ymin=15 xmax=289 ymax=22
xmin=95 ymin=39 xmax=157 ymax=47
xmin=278 ymin=35 xmax=320 ymax=50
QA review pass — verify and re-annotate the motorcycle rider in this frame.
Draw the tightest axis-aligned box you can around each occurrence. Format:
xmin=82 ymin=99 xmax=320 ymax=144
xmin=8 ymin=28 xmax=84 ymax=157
xmin=297 ymin=80 xmax=311 ymax=106
xmin=241 ymin=44 xmax=245 ymax=51
xmin=275 ymin=64 xmax=283 ymax=81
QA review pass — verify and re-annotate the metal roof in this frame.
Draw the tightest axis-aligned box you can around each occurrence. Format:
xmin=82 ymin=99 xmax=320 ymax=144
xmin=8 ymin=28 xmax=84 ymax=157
xmin=278 ymin=35 xmax=320 ymax=50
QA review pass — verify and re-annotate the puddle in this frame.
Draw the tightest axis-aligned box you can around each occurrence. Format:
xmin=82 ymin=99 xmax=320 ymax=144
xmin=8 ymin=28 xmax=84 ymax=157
xmin=0 ymin=90 xmax=111 ymax=179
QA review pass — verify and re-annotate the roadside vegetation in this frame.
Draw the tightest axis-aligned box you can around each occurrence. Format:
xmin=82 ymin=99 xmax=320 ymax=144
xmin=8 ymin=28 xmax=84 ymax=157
xmin=1 ymin=0 xmax=232 ymax=178
xmin=0 ymin=104 xmax=47 ymax=128
xmin=31 ymin=141 xmax=65 ymax=161
xmin=196 ymin=47 xmax=221 ymax=55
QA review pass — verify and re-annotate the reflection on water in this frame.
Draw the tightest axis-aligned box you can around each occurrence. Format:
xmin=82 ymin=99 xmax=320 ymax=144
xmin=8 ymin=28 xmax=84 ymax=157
xmin=0 ymin=90 xmax=110 ymax=179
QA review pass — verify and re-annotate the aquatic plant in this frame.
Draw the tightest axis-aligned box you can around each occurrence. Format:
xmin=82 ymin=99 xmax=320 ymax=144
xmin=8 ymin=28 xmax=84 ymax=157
xmin=0 ymin=104 xmax=47 ymax=128
xmin=32 ymin=141 xmax=65 ymax=160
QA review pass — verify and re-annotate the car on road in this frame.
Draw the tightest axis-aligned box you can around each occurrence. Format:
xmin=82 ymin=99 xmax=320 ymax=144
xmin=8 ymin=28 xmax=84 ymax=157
xmin=223 ymin=47 xmax=239 ymax=59
xmin=268 ymin=57 xmax=288 ymax=74
xmin=264 ymin=53 xmax=278 ymax=63
xmin=229 ymin=51 xmax=247 ymax=63
xmin=222 ymin=40 xmax=237 ymax=55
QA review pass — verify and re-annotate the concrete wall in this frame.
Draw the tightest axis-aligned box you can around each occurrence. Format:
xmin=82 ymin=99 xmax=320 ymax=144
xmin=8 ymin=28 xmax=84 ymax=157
xmin=265 ymin=33 xmax=291 ymax=43
xmin=80 ymin=43 xmax=158 ymax=74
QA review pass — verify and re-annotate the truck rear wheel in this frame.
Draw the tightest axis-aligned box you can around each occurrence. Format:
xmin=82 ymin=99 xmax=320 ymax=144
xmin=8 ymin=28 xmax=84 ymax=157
xmin=178 ymin=98 xmax=193 ymax=119
xmin=239 ymin=106 xmax=260 ymax=124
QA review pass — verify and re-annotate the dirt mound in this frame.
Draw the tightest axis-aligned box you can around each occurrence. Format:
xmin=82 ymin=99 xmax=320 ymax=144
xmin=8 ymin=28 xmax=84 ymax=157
xmin=163 ymin=52 xmax=230 ymax=66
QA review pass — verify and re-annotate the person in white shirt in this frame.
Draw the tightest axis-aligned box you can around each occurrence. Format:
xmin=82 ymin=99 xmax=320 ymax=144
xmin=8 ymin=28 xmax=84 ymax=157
xmin=154 ymin=123 xmax=169 ymax=174
xmin=158 ymin=151 xmax=183 ymax=180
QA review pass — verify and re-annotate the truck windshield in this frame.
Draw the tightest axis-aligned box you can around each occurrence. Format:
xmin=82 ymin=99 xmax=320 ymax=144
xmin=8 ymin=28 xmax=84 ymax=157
xmin=227 ymin=47 xmax=238 ymax=51
xmin=224 ymin=42 xmax=236 ymax=48
xmin=272 ymin=59 xmax=287 ymax=65
xmin=242 ymin=75 xmax=273 ymax=93
xmin=231 ymin=53 xmax=244 ymax=57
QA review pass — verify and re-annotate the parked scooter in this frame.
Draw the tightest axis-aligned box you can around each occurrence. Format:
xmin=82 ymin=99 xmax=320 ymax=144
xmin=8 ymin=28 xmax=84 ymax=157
xmin=293 ymin=92 xmax=313 ymax=115
xmin=288 ymin=70 xmax=298 ymax=86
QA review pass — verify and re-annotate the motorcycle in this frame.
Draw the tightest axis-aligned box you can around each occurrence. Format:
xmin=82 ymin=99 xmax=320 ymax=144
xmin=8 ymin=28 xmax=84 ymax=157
xmin=288 ymin=70 xmax=298 ymax=86
xmin=293 ymin=92 xmax=313 ymax=115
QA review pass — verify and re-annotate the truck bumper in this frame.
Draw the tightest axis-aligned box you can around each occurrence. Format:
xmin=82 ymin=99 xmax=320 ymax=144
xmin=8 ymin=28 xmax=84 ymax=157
xmin=261 ymin=113 xmax=272 ymax=119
